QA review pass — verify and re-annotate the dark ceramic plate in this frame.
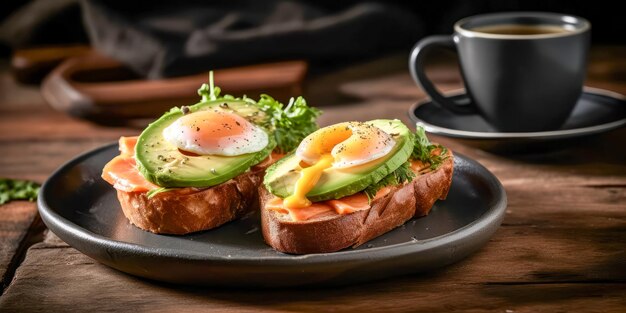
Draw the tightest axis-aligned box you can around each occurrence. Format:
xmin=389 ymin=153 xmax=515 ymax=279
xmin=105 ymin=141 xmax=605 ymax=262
xmin=409 ymin=87 xmax=626 ymax=152
xmin=38 ymin=144 xmax=506 ymax=287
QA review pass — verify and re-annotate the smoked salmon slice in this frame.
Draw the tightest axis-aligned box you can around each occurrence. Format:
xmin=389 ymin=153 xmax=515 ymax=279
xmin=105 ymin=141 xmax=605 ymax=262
xmin=267 ymin=187 xmax=392 ymax=221
xmin=102 ymin=136 xmax=158 ymax=192
xmin=265 ymin=197 xmax=334 ymax=221
xmin=118 ymin=136 xmax=138 ymax=156
xmin=327 ymin=193 xmax=370 ymax=214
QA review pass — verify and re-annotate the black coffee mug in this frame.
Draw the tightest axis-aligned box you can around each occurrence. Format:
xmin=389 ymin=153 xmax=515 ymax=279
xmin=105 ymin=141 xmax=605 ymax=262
xmin=410 ymin=12 xmax=590 ymax=132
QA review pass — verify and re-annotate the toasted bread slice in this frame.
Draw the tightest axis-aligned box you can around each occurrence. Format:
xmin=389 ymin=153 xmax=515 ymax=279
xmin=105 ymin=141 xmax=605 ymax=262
xmin=117 ymin=163 xmax=269 ymax=235
xmin=260 ymin=150 xmax=454 ymax=254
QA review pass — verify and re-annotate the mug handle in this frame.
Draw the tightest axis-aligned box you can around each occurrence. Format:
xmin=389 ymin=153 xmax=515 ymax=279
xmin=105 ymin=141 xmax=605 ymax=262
xmin=409 ymin=35 xmax=477 ymax=114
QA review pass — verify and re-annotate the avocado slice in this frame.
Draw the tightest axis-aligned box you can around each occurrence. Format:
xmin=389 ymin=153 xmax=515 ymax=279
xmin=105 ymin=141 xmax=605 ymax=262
xmin=264 ymin=119 xmax=413 ymax=202
xmin=135 ymin=99 xmax=275 ymax=188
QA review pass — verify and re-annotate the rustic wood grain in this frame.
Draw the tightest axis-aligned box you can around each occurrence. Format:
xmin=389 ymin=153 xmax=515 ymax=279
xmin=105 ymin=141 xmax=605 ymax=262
xmin=0 ymin=216 xmax=624 ymax=313
xmin=0 ymin=47 xmax=625 ymax=311
xmin=0 ymin=201 xmax=43 ymax=293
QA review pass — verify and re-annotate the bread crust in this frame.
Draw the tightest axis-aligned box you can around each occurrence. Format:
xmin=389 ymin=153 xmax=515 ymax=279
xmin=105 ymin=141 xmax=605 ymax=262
xmin=117 ymin=164 xmax=267 ymax=235
xmin=260 ymin=150 xmax=454 ymax=254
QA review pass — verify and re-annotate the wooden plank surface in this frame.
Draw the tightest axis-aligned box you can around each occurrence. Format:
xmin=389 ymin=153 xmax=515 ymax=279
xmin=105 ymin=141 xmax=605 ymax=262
xmin=0 ymin=47 xmax=625 ymax=312
xmin=0 ymin=208 xmax=624 ymax=312
xmin=0 ymin=201 xmax=42 ymax=293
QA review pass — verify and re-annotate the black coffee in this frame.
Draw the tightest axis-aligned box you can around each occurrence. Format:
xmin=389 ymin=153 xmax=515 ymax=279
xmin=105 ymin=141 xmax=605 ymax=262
xmin=471 ymin=24 xmax=570 ymax=35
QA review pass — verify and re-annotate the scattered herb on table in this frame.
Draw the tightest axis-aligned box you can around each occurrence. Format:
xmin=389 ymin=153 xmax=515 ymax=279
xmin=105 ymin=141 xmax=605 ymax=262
xmin=0 ymin=178 xmax=40 ymax=205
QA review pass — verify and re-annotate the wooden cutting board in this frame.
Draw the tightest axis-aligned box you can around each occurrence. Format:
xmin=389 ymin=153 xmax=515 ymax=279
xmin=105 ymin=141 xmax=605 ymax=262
xmin=13 ymin=46 xmax=307 ymax=122
xmin=11 ymin=45 xmax=92 ymax=84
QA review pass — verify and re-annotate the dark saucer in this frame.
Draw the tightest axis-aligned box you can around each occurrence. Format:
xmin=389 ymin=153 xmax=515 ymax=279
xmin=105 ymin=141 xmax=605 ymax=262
xmin=409 ymin=87 xmax=626 ymax=152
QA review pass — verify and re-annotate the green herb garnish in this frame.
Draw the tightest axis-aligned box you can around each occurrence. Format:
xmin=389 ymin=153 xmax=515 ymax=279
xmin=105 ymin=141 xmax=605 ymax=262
xmin=0 ymin=178 xmax=40 ymax=205
xmin=257 ymin=95 xmax=321 ymax=154
xmin=411 ymin=126 xmax=448 ymax=170
xmin=198 ymin=71 xmax=222 ymax=102
xmin=363 ymin=162 xmax=415 ymax=201
xmin=145 ymin=187 xmax=177 ymax=199
xmin=196 ymin=72 xmax=255 ymax=105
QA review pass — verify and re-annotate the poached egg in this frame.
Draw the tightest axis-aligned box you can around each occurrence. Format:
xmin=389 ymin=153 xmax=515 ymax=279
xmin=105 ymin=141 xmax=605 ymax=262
xmin=162 ymin=109 xmax=268 ymax=156
xmin=296 ymin=122 xmax=395 ymax=168
xmin=284 ymin=121 xmax=396 ymax=209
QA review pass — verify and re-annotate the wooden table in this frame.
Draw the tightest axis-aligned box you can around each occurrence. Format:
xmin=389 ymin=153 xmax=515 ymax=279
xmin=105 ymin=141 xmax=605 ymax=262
xmin=1 ymin=47 xmax=625 ymax=312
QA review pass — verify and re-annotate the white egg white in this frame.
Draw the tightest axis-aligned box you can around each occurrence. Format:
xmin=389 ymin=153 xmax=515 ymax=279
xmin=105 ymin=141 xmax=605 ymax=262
xmin=295 ymin=122 xmax=395 ymax=169
xmin=162 ymin=114 xmax=269 ymax=156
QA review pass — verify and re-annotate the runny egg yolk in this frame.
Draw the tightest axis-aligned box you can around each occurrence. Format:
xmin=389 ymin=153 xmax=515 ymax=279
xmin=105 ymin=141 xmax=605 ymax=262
xmin=283 ymin=154 xmax=334 ymax=209
xmin=284 ymin=122 xmax=395 ymax=210
xmin=162 ymin=109 xmax=268 ymax=156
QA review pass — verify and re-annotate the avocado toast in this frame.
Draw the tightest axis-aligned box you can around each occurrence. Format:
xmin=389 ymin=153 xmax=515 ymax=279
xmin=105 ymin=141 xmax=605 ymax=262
xmin=102 ymin=75 xmax=320 ymax=234
xmin=261 ymin=121 xmax=453 ymax=254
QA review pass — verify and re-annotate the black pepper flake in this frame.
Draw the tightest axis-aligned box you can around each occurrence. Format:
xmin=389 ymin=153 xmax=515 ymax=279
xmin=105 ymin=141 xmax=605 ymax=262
xmin=196 ymin=127 xmax=200 ymax=131
xmin=181 ymin=106 xmax=190 ymax=114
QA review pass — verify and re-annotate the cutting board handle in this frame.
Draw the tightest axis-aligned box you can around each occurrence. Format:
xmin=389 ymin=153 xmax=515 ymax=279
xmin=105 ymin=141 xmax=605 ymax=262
xmin=41 ymin=52 xmax=307 ymax=122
